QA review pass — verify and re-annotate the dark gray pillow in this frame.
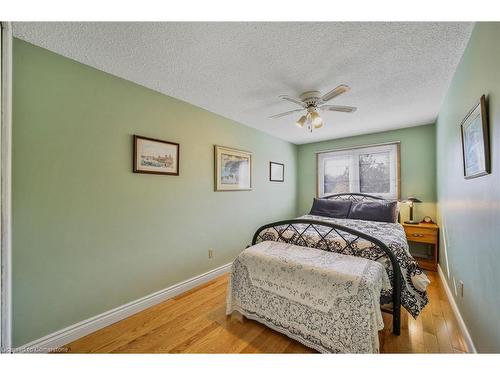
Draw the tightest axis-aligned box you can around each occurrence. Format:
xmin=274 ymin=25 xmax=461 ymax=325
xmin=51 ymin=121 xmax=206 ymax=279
xmin=309 ymin=198 xmax=352 ymax=219
xmin=347 ymin=200 xmax=399 ymax=223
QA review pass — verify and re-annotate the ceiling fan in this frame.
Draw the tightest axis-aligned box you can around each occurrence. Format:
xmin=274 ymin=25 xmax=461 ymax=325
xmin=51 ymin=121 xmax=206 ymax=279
xmin=269 ymin=85 xmax=357 ymax=132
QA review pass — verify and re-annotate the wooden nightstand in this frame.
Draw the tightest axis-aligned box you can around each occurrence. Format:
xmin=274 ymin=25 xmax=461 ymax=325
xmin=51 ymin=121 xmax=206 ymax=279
xmin=402 ymin=222 xmax=439 ymax=271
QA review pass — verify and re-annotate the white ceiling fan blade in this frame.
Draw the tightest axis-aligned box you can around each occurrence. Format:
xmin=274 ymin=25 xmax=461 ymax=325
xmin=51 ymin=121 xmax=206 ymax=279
xmin=319 ymin=85 xmax=350 ymax=103
xmin=278 ymin=94 xmax=305 ymax=107
xmin=269 ymin=109 xmax=304 ymax=119
xmin=319 ymin=104 xmax=357 ymax=113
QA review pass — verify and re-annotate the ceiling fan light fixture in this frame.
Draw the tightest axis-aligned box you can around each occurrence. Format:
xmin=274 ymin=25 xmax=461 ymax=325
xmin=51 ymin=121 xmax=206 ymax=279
xmin=296 ymin=115 xmax=307 ymax=128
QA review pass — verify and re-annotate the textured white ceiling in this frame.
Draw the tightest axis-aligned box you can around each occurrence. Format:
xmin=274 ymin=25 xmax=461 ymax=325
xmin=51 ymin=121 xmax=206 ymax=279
xmin=13 ymin=22 xmax=473 ymax=144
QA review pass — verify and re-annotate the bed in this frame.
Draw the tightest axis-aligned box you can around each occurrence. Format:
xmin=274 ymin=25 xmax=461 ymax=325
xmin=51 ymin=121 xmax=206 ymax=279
xmin=228 ymin=193 xmax=430 ymax=340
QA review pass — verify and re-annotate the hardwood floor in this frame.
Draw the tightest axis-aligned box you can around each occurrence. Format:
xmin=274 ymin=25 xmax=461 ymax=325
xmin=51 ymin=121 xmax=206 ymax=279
xmin=60 ymin=271 xmax=468 ymax=353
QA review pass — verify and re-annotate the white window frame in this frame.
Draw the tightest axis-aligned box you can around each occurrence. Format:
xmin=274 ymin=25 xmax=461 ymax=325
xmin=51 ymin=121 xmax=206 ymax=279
xmin=317 ymin=142 xmax=400 ymax=200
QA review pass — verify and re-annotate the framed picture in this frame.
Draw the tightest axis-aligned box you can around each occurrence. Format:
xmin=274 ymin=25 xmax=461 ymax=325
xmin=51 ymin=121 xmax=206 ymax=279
xmin=460 ymin=95 xmax=490 ymax=179
xmin=133 ymin=135 xmax=179 ymax=175
xmin=214 ymin=145 xmax=252 ymax=191
xmin=269 ymin=161 xmax=284 ymax=182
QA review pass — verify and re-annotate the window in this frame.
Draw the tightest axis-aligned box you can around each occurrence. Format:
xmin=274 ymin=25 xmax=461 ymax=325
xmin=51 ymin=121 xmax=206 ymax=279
xmin=317 ymin=143 xmax=400 ymax=199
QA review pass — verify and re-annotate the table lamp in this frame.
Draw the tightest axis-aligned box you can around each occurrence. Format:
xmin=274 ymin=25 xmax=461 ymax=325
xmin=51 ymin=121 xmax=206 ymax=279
xmin=403 ymin=197 xmax=422 ymax=224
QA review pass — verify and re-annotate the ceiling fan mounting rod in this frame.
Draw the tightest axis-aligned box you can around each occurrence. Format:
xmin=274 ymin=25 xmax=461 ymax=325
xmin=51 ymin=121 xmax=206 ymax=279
xmin=299 ymin=90 xmax=321 ymax=106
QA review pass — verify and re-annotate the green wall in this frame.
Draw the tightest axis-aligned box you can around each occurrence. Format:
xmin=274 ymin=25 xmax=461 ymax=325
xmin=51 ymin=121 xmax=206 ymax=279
xmin=436 ymin=22 xmax=500 ymax=352
xmin=297 ymin=124 xmax=437 ymax=221
xmin=12 ymin=39 xmax=298 ymax=346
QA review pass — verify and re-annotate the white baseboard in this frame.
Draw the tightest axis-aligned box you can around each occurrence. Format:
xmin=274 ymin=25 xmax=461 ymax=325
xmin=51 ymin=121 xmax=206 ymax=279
xmin=15 ymin=262 xmax=233 ymax=353
xmin=437 ymin=265 xmax=477 ymax=353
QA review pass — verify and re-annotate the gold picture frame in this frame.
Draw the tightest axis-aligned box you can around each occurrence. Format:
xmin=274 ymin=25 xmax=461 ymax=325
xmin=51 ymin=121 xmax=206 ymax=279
xmin=214 ymin=145 xmax=252 ymax=191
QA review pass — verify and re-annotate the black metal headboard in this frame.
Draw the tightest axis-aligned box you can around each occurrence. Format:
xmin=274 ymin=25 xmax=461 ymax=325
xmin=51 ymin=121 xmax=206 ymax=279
xmin=322 ymin=193 xmax=386 ymax=201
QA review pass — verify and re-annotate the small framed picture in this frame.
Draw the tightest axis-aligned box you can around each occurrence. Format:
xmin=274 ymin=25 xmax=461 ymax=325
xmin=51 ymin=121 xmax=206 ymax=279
xmin=460 ymin=95 xmax=490 ymax=179
xmin=214 ymin=145 xmax=252 ymax=191
xmin=269 ymin=161 xmax=284 ymax=182
xmin=133 ymin=135 xmax=179 ymax=175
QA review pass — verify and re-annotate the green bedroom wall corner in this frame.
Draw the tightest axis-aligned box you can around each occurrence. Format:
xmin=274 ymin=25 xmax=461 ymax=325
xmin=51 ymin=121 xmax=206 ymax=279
xmin=436 ymin=22 xmax=500 ymax=352
xmin=11 ymin=38 xmax=299 ymax=346
xmin=296 ymin=124 xmax=437 ymax=221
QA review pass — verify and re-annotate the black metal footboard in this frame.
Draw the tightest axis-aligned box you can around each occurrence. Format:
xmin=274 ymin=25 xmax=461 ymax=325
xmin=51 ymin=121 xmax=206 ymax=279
xmin=251 ymin=219 xmax=402 ymax=335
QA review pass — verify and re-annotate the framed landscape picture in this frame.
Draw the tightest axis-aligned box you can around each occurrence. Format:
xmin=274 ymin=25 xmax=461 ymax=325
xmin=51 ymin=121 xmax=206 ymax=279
xmin=214 ymin=145 xmax=252 ymax=191
xmin=133 ymin=135 xmax=179 ymax=175
xmin=269 ymin=161 xmax=284 ymax=182
xmin=460 ymin=95 xmax=490 ymax=179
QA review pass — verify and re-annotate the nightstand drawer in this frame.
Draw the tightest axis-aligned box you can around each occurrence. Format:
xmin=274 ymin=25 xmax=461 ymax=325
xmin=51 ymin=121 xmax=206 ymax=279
xmin=404 ymin=226 xmax=437 ymax=244
xmin=402 ymin=222 xmax=439 ymax=271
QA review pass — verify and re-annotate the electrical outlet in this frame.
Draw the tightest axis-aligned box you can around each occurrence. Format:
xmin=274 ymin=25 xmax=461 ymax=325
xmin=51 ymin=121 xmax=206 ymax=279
xmin=459 ymin=280 xmax=464 ymax=297
xmin=208 ymin=249 xmax=214 ymax=259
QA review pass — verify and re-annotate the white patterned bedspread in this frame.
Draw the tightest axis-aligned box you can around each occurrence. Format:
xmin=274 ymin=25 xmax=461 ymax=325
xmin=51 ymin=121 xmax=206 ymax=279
xmin=256 ymin=215 xmax=430 ymax=318
xmin=226 ymin=241 xmax=391 ymax=353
